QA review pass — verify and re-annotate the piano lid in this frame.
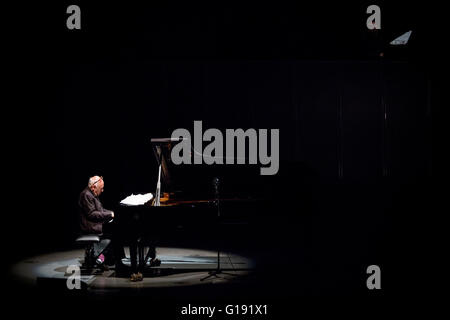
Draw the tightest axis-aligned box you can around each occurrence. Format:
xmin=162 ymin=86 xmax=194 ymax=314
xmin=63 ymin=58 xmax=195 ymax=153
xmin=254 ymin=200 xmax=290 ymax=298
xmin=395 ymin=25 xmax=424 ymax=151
xmin=151 ymin=137 xmax=176 ymax=192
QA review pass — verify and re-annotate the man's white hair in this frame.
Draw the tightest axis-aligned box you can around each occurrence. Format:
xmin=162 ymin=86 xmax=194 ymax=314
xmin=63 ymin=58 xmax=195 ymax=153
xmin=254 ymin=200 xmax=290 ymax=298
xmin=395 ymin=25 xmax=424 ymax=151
xmin=88 ymin=176 xmax=101 ymax=187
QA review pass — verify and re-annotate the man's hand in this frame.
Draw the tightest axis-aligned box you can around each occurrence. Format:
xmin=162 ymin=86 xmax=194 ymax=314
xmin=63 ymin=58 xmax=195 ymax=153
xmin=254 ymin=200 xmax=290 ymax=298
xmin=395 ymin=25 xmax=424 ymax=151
xmin=111 ymin=211 xmax=114 ymax=218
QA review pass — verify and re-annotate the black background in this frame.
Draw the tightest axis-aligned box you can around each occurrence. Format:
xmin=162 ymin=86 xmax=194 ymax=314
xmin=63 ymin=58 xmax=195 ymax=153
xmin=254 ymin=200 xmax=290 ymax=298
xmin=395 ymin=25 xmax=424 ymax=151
xmin=4 ymin=0 xmax=443 ymax=315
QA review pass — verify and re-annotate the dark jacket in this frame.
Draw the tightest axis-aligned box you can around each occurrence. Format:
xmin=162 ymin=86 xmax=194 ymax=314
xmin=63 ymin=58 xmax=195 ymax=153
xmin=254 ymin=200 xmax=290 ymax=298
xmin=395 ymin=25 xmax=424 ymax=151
xmin=78 ymin=187 xmax=113 ymax=235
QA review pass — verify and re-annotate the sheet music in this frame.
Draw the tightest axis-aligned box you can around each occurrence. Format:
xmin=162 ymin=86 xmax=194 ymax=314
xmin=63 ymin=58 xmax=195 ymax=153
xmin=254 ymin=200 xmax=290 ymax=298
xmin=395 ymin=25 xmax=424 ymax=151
xmin=120 ymin=193 xmax=154 ymax=206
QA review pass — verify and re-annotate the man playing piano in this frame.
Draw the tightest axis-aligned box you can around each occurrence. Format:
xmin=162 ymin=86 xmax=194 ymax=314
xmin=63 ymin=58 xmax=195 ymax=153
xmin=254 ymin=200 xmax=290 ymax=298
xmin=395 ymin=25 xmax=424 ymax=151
xmin=78 ymin=175 xmax=115 ymax=268
xmin=79 ymin=175 xmax=160 ymax=281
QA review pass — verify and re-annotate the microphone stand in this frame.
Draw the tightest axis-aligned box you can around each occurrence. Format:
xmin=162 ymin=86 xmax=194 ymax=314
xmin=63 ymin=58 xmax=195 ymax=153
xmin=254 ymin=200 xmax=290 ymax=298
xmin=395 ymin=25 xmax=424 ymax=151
xmin=201 ymin=178 xmax=236 ymax=281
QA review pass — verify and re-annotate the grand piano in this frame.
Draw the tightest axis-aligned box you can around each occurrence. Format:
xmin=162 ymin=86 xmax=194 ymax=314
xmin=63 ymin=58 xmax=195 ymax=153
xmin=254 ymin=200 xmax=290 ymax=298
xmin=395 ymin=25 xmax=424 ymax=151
xmin=114 ymin=138 xmax=262 ymax=273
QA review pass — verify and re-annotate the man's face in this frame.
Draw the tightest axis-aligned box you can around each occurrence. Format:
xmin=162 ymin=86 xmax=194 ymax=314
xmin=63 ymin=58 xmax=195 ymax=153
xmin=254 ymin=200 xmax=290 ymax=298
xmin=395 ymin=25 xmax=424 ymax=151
xmin=91 ymin=176 xmax=105 ymax=196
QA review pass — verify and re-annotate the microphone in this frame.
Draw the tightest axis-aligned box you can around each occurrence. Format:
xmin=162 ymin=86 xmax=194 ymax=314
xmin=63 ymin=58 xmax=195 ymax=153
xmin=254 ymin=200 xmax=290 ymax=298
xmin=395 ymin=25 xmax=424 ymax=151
xmin=212 ymin=177 xmax=220 ymax=196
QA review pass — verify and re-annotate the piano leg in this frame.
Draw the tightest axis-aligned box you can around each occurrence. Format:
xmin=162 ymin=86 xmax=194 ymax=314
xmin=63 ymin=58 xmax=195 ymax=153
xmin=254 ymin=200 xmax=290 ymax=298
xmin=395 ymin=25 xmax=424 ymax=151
xmin=129 ymin=238 xmax=139 ymax=275
xmin=138 ymin=239 xmax=145 ymax=271
xmin=143 ymin=242 xmax=157 ymax=266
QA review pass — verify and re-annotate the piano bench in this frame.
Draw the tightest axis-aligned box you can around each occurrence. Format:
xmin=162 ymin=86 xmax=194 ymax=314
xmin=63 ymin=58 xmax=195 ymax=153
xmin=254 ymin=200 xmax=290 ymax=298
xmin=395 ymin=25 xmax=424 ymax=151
xmin=75 ymin=235 xmax=100 ymax=271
